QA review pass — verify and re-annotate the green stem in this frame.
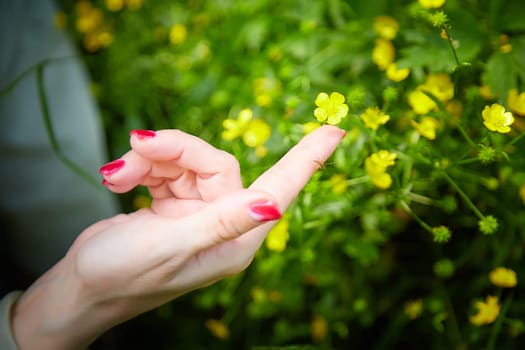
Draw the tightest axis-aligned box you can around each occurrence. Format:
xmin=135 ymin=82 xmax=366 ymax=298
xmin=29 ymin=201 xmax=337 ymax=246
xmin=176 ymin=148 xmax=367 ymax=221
xmin=457 ymin=124 xmax=478 ymax=150
xmin=442 ymin=25 xmax=461 ymax=68
xmin=400 ymin=200 xmax=433 ymax=233
xmin=453 ymin=157 xmax=480 ymax=166
xmin=346 ymin=175 xmax=370 ymax=186
xmin=441 ymin=171 xmax=484 ymax=219
xmin=36 ymin=63 xmax=101 ymax=189
xmin=506 ymin=131 xmax=525 ymax=147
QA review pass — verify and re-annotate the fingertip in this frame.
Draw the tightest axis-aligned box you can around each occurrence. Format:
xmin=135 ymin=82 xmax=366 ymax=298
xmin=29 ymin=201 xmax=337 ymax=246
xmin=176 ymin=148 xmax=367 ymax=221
xmin=130 ymin=129 xmax=157 ymax=140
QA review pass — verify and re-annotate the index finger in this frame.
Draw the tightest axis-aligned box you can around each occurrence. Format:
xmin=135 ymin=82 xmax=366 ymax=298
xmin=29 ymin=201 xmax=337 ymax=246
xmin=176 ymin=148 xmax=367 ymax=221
xmin=249 ymin=125 xmax=346 ymax=209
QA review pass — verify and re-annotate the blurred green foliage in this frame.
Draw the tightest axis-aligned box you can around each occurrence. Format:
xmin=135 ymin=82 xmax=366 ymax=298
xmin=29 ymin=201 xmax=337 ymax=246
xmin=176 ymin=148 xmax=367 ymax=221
xmin=54 ymin=0 xmax=525 ymax=348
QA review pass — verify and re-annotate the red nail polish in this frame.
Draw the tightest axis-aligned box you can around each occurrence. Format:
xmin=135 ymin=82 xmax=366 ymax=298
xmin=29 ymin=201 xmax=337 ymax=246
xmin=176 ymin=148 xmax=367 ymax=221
xmin=249 ymin=200 xmax=282 ymax=222
xmin=99 ymin=159 xmax=125 ymax=176
xmin=130 ymin=129 xmax=156 ymax=139
xmin=101 ymin=179 xmax=114 ymax=186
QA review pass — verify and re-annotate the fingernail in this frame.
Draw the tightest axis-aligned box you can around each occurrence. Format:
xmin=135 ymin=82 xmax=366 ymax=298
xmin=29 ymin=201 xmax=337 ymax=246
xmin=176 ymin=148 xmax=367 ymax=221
xmin=130 ymin=129 xmax=156 ymax=140
xmin=249 ymin=200 xmax=282 ymax=222
xmin=99 ymin=159 xmax=125 ymax=176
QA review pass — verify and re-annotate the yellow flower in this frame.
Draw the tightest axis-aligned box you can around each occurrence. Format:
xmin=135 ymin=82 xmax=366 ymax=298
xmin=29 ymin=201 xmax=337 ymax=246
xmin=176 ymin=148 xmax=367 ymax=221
xmin=421 ymin=73 xmax=454 ymax=103
xmin=360 ymin=107 xmax=390 ymax=130
xmin=243 ymin=119 xmax=271 ymax=148
xmin=404 ymin=299 xmax=423 ymax=320
xmin=253 ymin=77 xmax=282 ymax=107
xmin=418 ymin=0 xmax=446 ymax=9
xmin=126 ymin=0 xmax=143 ymax=10
xmin=365 ymin=150 xmax=397 ymax=189
xmin=329 ymin=174 xmax=348 ymax=195
xmin=314 ymin=92 xmax=349 ymax=125
xmin=479 ymin=85 xmax=494 ymax=100
xmin=222 ymin=109 xmax=271 ymax=150
xmin=410 ymin=117 xmax=439 ymax=140
xmin=386 ymin=63 xmax=410 ymax=82
xmin=408 ymin=90 xmax=437 ymax=115
xmin=169 ymin=24 xmax=187 ymax=45
xmin=266 ymin=217 xmax=289 ymax=252
xmin=489 ymin=267 xmax=518 ymax=288
xmin=311 ymin=315 xmax=328 ymax=342
xmin=205 ymin=319 xmax=230 ymax=340
xmin=520 ymin=183 xmax=525 ymax=205
xmin=105 ymin=0 xmax=124 ymax=11
xmin=222 ymin=108 xmax=254 ymax=141
xmin=76 ymin=7 xmax=103 ymax=34
xmin=372 ymin=38 xmax=395 ymax=70
xmin=507 ymin=89 xmax=525 ymax=115
xmin=373 ymin=16 xmax=399 ymax=40
xmin=470 ymin=296 xmax=500 ymax=326
xmin=482 ymin=103 xmax=515 ymax=133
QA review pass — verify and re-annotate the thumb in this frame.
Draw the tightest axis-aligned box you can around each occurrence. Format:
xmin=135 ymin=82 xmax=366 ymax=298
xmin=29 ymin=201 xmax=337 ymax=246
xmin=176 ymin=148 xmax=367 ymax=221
xmin=174 ymin=189 xmax=282 ymax=252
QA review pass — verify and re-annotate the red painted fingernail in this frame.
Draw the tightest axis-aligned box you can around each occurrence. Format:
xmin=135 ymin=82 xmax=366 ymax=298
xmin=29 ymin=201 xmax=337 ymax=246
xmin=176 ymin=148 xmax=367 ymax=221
xmin=130 ymin=129 xmax=156 ymax=139
xmin=249 ymin=200 xmax=282 ymax=222
xmin=98 ymin=159 xmax=125 ymax=176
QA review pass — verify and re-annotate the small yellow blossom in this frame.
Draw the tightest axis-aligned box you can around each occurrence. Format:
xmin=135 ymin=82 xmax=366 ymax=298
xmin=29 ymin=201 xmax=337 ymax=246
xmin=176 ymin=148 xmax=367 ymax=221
xmin=222 ymin=109 xmax=254 ymax=141
xmin=507 ymin=89 xmax=525 ymax=115
xmin=169 ymin=24 xmax=187 ymax=45
xmin=311 ymin=315 xmax=328 ymax=342
xmin=470 ymin=296 xmax=500 ymax=326
xmin=418 ymin=0 xmax=446 ymax=9
xmin=365 ymin=150 xmax=397 ymax=189
xmin=360 ymin=107 xmax=390 ymax=130
xmin=76 ymin=7 xmax=103 ymax=34
xmin=105 ymin=0 xmax=125 ymax=11
xmin=372 ymin=38 xmax=395 ymax=70
xmin=205 ymin=319 xmax=230 ymax=340
xmin=489 ymin=267 xmax=518 ymax=288
xmin=253 ymin=77 xmax=282 ymax=107
xmin=329 ymin=174 xmax=348 ymax=195
xmin=421 ymin=73 xmax=454 ymax=103
xmin=482 ymin=103 xmax=515 ymax=133
xmin=243 ymin=119 xmax=271 ymax=148
xmin=314 ymin=92 xmax=349 ymax=125
xmin=266 ymin=217 xmax=290 ymax=252
xmin=126 ymin=0 xmax=143 ymax=10
xmin=408 ymin=90 xmax=437 ymax=115
xmin=222 ymin=109 xmax=271 ymax=150
xmin=386 ymin=63 xmax=410 ymax=82
xmin=302 ymin=122 xmax=321 ymax=134
xmin=404 ymin=299 xmax=423 ymax=320
xmin=373 ymin=16 xmax=399 ymax=40
xmin=410 ymin=117 xmax=439 ymax=140
xmin=520 ymin=183 xmax=525 ymax=204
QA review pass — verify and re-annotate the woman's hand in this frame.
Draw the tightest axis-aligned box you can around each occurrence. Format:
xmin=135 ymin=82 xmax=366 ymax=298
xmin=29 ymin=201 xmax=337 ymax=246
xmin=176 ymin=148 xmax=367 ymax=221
xmin=11 ymin=126 xmax=345 ymax=350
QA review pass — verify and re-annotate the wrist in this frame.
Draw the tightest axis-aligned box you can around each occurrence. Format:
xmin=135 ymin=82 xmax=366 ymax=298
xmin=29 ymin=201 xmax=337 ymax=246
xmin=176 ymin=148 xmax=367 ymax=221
xmin=11 ymin=259 xmax=116 ymax=350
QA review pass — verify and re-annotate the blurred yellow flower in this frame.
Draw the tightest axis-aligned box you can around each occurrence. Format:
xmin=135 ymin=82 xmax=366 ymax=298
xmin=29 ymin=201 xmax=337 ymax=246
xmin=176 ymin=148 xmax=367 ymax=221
xmin=266 ymin=217 xmax=289 ymax=252
xmin=126 ymin=0 xmax=143 ymax=10
xmin=404 ymin=299 xmax=423 ymax=320
xmin=482 ymin=103 xmax=514 ymax=133
xmin=479 ymin=85 xmax=494 ymax=100
xmin=105 ymin=0 xmax=124 ymax=11
xmin=205 ymin=319 xmax=230 ymax=340
xmin=311 ymin=315 xmax=328 ymax=342
xmin=489 ymin=267 xmax=517 ymax=288
xmin=373 ymin=16 xmax=399 ymax=40
xmin=421 ymin=73 xmax=454 ymax=103
xmin=410 ymin=116 xmax=439 ymax=140
xmin=386 ymin=63 xmax=410 ymax=82
xmin=360 ymin=107 xmax=390 ymax=130
xmin=76 ymin=6 xmax=103 ymax=34
xmin=408 ymin=90 xmax=437 ymax=115
xmin=222 ymin=109 xmax=271 ymax=151
xmin=365 ymin=150 xmax=397 ymax=189
xmin=169 ymin=23 xmax=187 ymax=45
xmin=372 ymin=38 xmax=395 ymax=70
xmin=520 ymin=183 xmax=525 ymax=205
xmin=507 ymin=89 xmax=525 ymax=115
xmin=253 ymin=77 xmax=282 ymax=107
xmin=314 ymin=92 xmax=349 ymax=125
xmin=418 ymin=0 xmax=446 ymax=9
xmin=329 ymin=174 xmax=348 ymax=195
xmin=470 ymin=296 xmax=500 ymax=326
